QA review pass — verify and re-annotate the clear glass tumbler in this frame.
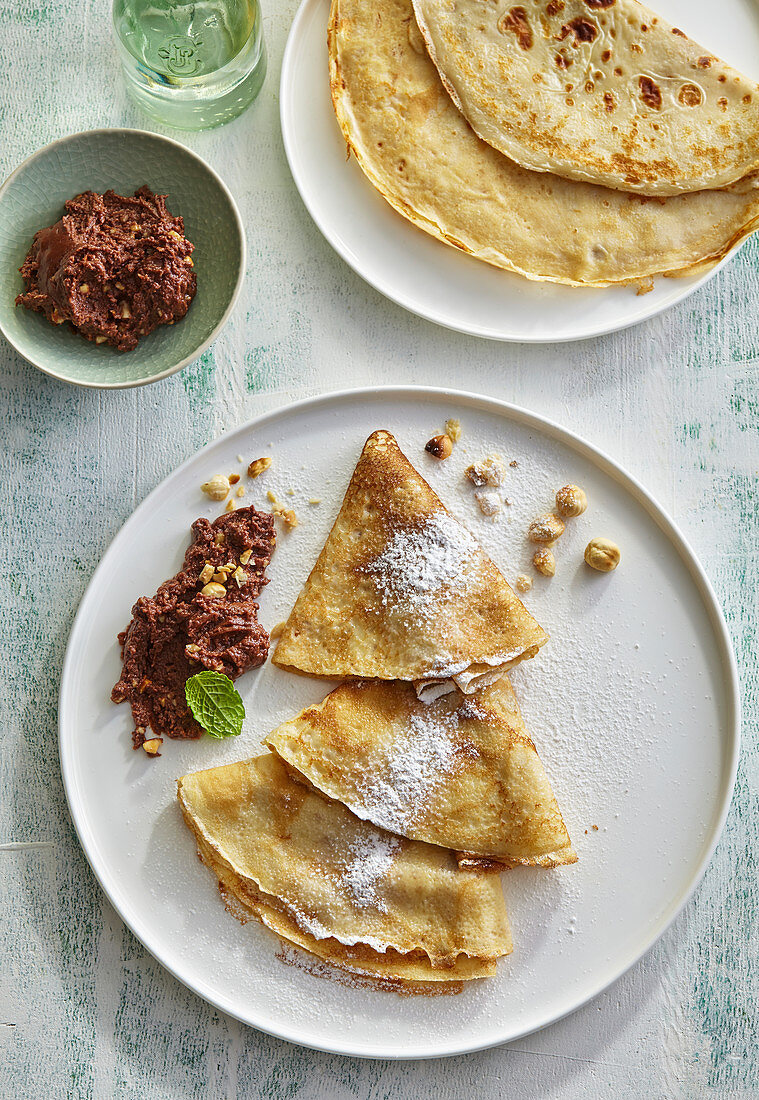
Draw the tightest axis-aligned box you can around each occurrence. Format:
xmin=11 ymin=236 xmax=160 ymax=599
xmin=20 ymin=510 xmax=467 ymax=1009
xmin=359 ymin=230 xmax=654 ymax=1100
xmin=113 ymin=0 xmax=266 ymax=130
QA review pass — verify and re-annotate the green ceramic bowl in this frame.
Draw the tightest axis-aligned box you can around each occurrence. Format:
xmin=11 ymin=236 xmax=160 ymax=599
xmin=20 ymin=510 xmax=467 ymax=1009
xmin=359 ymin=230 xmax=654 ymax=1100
xmin=0 ymin=129 xmax=245 ymax=388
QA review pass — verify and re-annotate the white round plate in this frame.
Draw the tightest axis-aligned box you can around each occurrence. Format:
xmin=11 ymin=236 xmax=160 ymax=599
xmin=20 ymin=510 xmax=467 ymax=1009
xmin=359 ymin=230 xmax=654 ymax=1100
xmin=60 ymin=387 xmax=739 ymax=1058
xmin=280 ymin=0 xmax=759 ymax=342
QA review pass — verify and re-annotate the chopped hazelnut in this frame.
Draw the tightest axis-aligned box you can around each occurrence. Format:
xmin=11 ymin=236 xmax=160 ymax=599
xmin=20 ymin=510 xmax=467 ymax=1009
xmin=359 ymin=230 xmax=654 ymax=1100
xmin=200 ymin=582 xmax=226 ymax=598
xmin=236 ymin=486 xmax=245 ymax=498
xmin=214 ymin=532 xmax=225 ymax=546
xmin=584 ymin=538 xmax=620 ymax=572
xmin=239 ymin=549 xmax=252 ymax=565
xmin=118 ymin=301 xmax=131 ymax=319
xmin=198 ymin=563 xmax=214 ymax=585
xmin=201 ymin=474 xmax=230 ymax=501
xmin=95 ymin=335 xmax=108 ymax=344
xmin=229 ymin=473 xmax=240 ymax=485
xmin=474 ymin=489 xmax=502 ymax=516
xmin=445 ymin=418 xmax=462 ymax=443
xmin=515 ymin=573 xmax=533 ymax=592
xmin=186 ymin=643 xmax=200 ymax=656
xmin=225 ymin=499 xmax=236 ymax=512
xmin=142 ymin=738 xmax=163 ymax=756
xmin=308 ymin=498 xmax=322 ymax=505
xmin=528 ymin=514 xmax=565 ymax=544
xmin=555 ymin=484 xmax=588 ymax=518
xmin=233 ymin=566 xmax=247 ymax=588
xmin=247 ymin=456 xmax=272 ymax=479
xmin=533 ymin=547 xmax=556 ymax=576
xmin=79 ymin=283 xmax=89 ymax=294
xmin=466 ymin=454 xmax=506 ymax=488
xmin=425 ymin=434 xmax=453 ymax=460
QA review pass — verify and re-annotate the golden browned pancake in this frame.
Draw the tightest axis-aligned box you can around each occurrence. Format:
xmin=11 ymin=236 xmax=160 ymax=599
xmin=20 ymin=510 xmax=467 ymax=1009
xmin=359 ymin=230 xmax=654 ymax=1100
xmin=272 ymin=430 xmax=547 ymax=694
xmin=177 ymin=753 xmax=513 ymax=984
xmin=266 ymin=676 xmax=576 ymax=869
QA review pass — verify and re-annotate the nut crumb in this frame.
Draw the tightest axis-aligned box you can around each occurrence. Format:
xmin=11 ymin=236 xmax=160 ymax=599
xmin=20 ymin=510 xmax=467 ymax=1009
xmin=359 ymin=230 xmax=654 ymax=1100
xmin=236 ymin=486 xmax=245 ymax=498
xmin=445 ymin=418 xmax=462 ymax=443
xmin=555 ymin=484 xmax=588 ymax=518
xmin=236 ymin=454 xmax=244 ymax=463
xmin=533 ymin=547 xmax=556 ymax=577
xmin=201 ymin=474 xmax=230 ymax=501
xmin=474 ymin=489 xmax=502 ymax=516
xmin=466 ymin=454 xmax=506 ymax=488
xmin=142 ymin=738 xmax=163 ymax=756
xmin=198 ymin=563 xmax=214 ymax=585
xmin=267 ymin=490 xmax=298 ymax=529
xmin=509 ymin=459 xmax=518 ymax=468
xmin=224 ymin=499 xmax=236 ymax=513
xmin=515 ymin=573 xmax=532 ymax=592
xmin=239 ymin=549 xmax=252 ymax=565
xmin=528 ymin=514 xmax=565 ymax=544
xmin=233 ymin=566 xmax=248 ymax=588
xmin=248 ymin=456 xmax=272 ymax=479
xmin=213 ymin=532 xmax=225 ymax=546
xmin=229 ymin=473 xmax=240 ymax=485
xmin=308 ymin=498 xmax=322 ymax=505
xmin=425 ymin=434 xmax=453 ymax=460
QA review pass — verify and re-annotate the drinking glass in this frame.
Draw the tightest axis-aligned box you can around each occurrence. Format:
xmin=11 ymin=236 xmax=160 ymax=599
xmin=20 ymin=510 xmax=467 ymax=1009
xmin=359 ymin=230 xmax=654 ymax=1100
xmin=113 ymin=0 xmax=266 ymax=130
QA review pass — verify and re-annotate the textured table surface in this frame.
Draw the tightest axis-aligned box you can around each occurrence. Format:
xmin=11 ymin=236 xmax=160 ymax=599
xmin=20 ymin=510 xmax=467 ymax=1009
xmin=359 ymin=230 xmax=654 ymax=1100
xmin=1 ymin=1 xmax=758 ymax=1097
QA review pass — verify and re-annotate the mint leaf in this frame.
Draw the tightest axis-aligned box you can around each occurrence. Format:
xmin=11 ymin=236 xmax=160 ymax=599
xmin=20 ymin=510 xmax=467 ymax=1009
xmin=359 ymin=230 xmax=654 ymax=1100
xmin=185 ymin=671 xmax=245 ymax=739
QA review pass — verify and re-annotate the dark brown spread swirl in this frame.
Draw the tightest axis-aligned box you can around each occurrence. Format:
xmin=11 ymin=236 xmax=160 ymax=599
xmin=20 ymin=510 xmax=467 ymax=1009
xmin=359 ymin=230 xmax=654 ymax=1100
xmin=111 ymin=506 xmax=275 ymax=748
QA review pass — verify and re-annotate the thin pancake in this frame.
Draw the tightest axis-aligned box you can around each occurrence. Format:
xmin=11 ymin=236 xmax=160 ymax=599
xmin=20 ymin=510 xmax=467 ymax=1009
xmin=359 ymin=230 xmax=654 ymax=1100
xmin=329 ymin=0 xmax=759 ymax=285
xmin=272 ymin=430 xmax=547 ymax=693
xmin=266 ymin=677 xmax=577 ymax=868
xmin=412 ymin=0 xmax=759 ymax=196
xmin=177 ymin=753 xmax=513 ymax=981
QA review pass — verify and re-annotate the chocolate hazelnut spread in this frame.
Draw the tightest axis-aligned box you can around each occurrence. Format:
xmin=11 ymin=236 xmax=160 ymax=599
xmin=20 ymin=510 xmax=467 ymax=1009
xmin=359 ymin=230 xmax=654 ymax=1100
xmin=16 ymin=186 xmax=196 ymax=352
xmin=111 ymin=507 xmax=275 ymax=748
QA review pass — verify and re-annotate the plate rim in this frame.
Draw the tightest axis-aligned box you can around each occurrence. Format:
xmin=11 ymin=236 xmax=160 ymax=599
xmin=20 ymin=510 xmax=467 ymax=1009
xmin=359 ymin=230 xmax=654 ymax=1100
xmin=0 ymin=127 xmax=247 ymax=390
xmin=58 ymin=384 xmax=741 ymax=1058
xmin=279 ymin=0 xmax=741 ymax=344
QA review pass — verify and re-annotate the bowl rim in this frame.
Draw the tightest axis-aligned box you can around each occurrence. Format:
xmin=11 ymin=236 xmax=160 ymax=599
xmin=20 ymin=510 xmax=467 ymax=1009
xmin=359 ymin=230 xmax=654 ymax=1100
xmin=0 ymin=126 xmax=247 ymax=390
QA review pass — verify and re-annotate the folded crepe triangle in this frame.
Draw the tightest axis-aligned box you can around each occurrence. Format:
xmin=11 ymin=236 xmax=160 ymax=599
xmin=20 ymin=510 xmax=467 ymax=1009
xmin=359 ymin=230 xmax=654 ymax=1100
xmin=266 ymin=676 xmax=577 ymax=870
xmin=272 ymin=430 xmax=548 ymax=694
xmin=178 ymin=753 xmax=513 ymax=985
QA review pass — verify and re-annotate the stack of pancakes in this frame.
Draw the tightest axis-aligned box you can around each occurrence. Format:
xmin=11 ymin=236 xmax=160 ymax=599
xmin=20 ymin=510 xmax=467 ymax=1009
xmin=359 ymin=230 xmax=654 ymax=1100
xmin=178 ymin=431 xmax=576 ymax=990
xmin=328 ymin=0 xmax=759 ymax=287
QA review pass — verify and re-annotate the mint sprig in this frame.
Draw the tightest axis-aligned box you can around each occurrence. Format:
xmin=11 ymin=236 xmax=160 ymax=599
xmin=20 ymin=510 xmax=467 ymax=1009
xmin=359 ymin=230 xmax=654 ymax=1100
xmin=185 ymin=671 xmax=245 ymax=739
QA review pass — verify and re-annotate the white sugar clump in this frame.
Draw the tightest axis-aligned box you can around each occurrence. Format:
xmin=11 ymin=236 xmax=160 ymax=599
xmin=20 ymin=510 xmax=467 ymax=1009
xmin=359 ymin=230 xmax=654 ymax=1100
xmin=364 ymin=511 xmax=478 ymax=619
xmin=341 ymin=830 xmax=403 ymax=912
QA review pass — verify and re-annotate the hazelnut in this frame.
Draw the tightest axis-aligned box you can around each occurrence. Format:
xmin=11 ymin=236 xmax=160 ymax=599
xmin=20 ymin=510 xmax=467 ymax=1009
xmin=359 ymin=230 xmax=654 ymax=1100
xmin=200 ymin=582 xmax=226 ymax=598
xmin=198 ymin=563 xmax=214 ymax=585
xmin=229 ymin=473 xmax=240 ymax=485
xmin=95 ymin=335 xmax=108 ymax=344
xmin=515 ymin=573 xmax=533 ymax=592
xmin=233 ymin=566 xmax=247 ymax=588
xmin=555 ymin=484 xmax=588 ymax=518
xmin=445 ymin=418 xmax=462 ymax=443
xmin=466 ymin=455 xmax=506 ymax=488
xmin=528 ymin=514 xmax=565 ymax=544
xmin=239 ymin=549 xmax=252 ymax=565
xmin=533 ymin=547 xmax=556 ymax=577
xmin=79 ymin=283 xmax=90 ymax=294
xmin=236 ymin=486 xmax=245 ymax=498
xmin=224 ymin=499 xmax=236 ymax=512
xmin=201 ymin=474 xmax=230 ymax=501
xmin=142 ymin=738 xmax=163 ymax=756
xmin=584 ymin=538 xmax=620 ymax=572
xmin=247 ymin=456 xmax=272 ymax=479
xmin=474 ymin=490 xmax=501 ymax=516
xmin=425 ymin=434 xmax=453 ymax=460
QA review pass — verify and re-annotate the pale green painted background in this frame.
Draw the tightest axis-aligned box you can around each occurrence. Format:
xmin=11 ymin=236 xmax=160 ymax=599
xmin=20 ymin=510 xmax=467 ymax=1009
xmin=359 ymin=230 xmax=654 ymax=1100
xmin=1 ymin=0 xmax=758 ymax=1096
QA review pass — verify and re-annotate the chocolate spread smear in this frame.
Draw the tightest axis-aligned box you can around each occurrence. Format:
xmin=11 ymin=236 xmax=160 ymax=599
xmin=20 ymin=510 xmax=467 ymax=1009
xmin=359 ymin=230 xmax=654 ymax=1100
xmin=16 ymin=187 xmax=196 ymax=352
xmin=112 ymin=507 xmax=275 ymax=748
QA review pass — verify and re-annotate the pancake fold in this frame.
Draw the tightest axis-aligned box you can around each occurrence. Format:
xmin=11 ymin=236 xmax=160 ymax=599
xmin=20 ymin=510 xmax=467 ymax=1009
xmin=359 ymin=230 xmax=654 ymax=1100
xmin=178 ymin=753 xmax=513 ymax=985
xmin=272 ymin=430 xmax=547 ymax=693
xmin=266 ymin=677 xmax=577 ymax=869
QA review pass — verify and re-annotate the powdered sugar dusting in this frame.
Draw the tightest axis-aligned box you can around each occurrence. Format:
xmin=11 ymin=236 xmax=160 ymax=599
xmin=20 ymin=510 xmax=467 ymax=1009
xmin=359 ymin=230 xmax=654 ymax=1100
xmin=351 ymin=705 xmax=466 ymax=833
xmin=341 ymin=831 xmax=403 ymax=912
xmin=364 ymin=511 xmax=478 ymax=621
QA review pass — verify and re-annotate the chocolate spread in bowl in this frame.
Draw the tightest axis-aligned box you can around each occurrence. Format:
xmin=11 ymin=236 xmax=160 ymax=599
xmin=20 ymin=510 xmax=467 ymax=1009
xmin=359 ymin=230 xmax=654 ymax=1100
xmin=16 ymin=186 xmax=196 ymax=351
xmin=112 ymin=507 xmax=275 ymax=748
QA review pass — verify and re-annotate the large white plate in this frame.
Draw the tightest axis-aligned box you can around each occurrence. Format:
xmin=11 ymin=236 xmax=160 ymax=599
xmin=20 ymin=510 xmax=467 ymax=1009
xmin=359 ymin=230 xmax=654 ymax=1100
xmin=60 ymin=387 xmax=739 ymax=1058
xmin=280 ymin=0 xmax=759 ymax=342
